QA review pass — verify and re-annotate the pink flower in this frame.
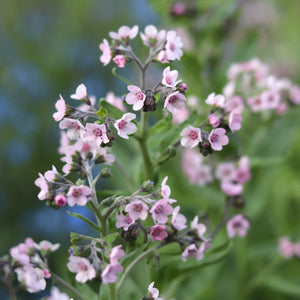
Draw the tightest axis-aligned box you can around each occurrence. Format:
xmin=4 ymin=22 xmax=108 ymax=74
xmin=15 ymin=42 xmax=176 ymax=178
xmin=208 ymin=128 xmax=229 ymax=151
xmin=294 ymin=242 xmax=300 ymax=258
xmin=150 ymin=225 xmax=168 ymax=241
xmin=106 ymin=91 xmax=125 ymax=111
xmin=34 ymin=173 xmax=49 ymax=200
xmin=71 ymin=84 xmax=87 ymax=101
xmin=235 ymin=167 xmax=251 ymax=184
xmin=125 ymin=200 xmax=148 ymax=221
xmin=113 ymin=55 xmax=126 ymax=68
xmin=15 ymin=266 xmax=46 ymax=293
xmin=114 ymin=113 xmax=137 ymax=139
xmin=205 ymin=93 xmax=226 ymax=108
xmin=67 ymin=256 xmax=96 ymax=283
xmin=181 ymin=244 xmax=205 ymax=262
xmin=157 ymin=50 xmax=169 ymax=63
xmin=165 ymin=30 xmax=183 ymax=61
xmin=229 ymin=112 xmax=242 ymax=132
xmin=109 ymin=25 xmax=139 ymax=41
xmin=164 ymin=91 xmax=186 ymax=113
xmin=160 ymin=176 xmax=176 ymax=203
xmin=59 ymin=118 xmax=84 ymax=140
xmin=247 ymin=96 xmax=265 ymax=112
xmin=67 ymin=185 xmax=92 ymax=206
xmin=54 ymin=194 xmax=67 ymax=207
xmin=84 ymin=123 xmax=109 ymax=146
xmin=215 ymin=162 xmax=237 ymax=182
xmin=48 ymin=287 xmax=70 ymax=300
xmin=44 ymin=165 xmax=58 ymax=182
xmin=226 ymin=214 xmax=250 ymax=238
xmin=191 ymin=216 xmax=207 ymax=238
xmin=195 ymin=165 xmax=213 ymax=186
xmin=125 ymin=85 xmax=146 ymax=111
xmin=290 ymin=85 xmax=300 ymax=104
xmin=208 ymin=114 xmax=220 ymax=128
xmin=221 ymin=181 xmax=243 ymax=196
xmin=161 ymin=66 xmax=181 ymax=89
xmin=278 ymin=237 xmax=294 ymax=259
xmin=180 ymin=126 xmax=202 ymax=148
xmin=99 ymin=39 xmax=112 ymax=66
xmin=172 ymin=106 xmax=189 ymax=125
xmin=261 ymin=90 xmax=281 ymax=109
xmin=276 ymin=102 xmax=289 ymax=115
xmin=10 ymin=242 xmax=31 ymax=266
xmin=150 ymin=199 xmax=173 ymax=224
xmin=172 ymin=3 xmax=186 ymax=15
xmin=101 ymin=263 xmax=123 ymax=284
xmin=140 ymin=25 xmax=166 ymax=47
xmin=172 ymin=206 xmax=187 ymax=231
xmin=225 ymin=95 xmax=244 ymax=113
xmin=53 ymin=95 xmax=67 ymax=121
xmin=148 ymin=282 xmax=162 ymax=300
xmin=110 ymin=245 xmax=125 ymax=264
xmin=36 ymin=241 xmax=60 ymax=252
xmin=115 ymin=213 xmax=135 ymax=231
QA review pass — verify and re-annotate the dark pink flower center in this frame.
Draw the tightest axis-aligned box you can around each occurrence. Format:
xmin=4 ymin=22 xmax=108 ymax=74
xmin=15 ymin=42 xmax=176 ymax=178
xmin=72 ymin=188 xmax=82 ymax=197
xmin=210 ymin=133 xmax=218 ymax=143
xmin=232 ymin=221 xmax=242 ymax=229
xmin=134 ymin=204 xmax=142 ymax=212
xmin=188 ymin=249 xmax=197 ymax=257
xmin=169 ymin=43 xmax=175 ymax=51
xmin=152 ymin=228 xmax=161 ymax=236
xmin=189 ymin=131 xmax=198 ymax=140
xmin=254 ymin=98 xmax=261 ymax=105
xmin=72 ymin=123 xmax=80 ymax=130
xmin=136 ymin=92 xmax=144 ymax=100
xmin=166 ymin=76 xmax=173 ymax=85
xmin=93 ymin=128 xmax=102 ymax=136
xmin=78 ymin=262 xmax=88 ymax=271
xmin=118 ymin=120 xmax=127 ymax=129
xmin=125 ymin=215 xmax=133 ymax=224
xmin=168 ymin=95 xmax=176 ymax=103
xmin=154 ymin=204 xmax=163 ymax=214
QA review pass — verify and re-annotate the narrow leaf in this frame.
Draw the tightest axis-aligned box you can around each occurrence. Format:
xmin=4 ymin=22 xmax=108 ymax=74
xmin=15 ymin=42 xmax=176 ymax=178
xmin=100 ymin=99 xmax=124 ymax=119
xmin=67 ymin=211 xmax=101 ymax=233
xmin=112 ymin=67 xmax=132 ymax=85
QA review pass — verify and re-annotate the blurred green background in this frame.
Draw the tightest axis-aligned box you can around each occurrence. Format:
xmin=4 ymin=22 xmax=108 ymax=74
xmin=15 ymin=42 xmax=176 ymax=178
xmin=1 ymin=0 xmax=300 ymax=299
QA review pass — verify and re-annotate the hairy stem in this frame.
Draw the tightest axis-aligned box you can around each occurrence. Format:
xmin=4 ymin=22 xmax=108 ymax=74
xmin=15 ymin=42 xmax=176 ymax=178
xmin=51 ymin=272 xmax=86 ymax=300
xmin=108 ymin=283 xmax=116 ymax=300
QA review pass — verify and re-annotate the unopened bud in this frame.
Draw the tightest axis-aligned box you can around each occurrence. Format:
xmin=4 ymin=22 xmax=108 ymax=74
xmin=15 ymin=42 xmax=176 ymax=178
xmin=54 ymin=194 xmax=67 ymax=207
xmin=141 ymin=180 xmax=154 ymax=193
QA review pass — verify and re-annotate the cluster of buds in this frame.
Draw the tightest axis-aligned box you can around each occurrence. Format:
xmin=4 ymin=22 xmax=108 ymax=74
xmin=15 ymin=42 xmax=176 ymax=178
xmin=2 ymin=238 xmax=59 ymax=294
xmin=278 ymin=237 xmax=300 ymax=259
xmin=224 ymin=58 xmax=300 ymax=115
xmin=99 ymin=25 xmax=183 ymax=68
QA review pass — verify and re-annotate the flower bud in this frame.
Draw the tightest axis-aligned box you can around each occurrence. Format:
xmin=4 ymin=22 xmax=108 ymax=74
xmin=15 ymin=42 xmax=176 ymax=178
xmin=141 ymin=180 xmax=154 ymax=193
xmin=54 ymin=194 xmax=67 ymax=207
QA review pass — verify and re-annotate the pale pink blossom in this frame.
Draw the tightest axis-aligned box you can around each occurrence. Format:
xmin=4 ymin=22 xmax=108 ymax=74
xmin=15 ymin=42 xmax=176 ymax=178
xmin=181 ymin=243 xmax=205 ymax=262
xmin=191 ymin=216 xmax=207 ymax=238
xmin=221 ymin=181 xmax=243 ymax=196
xmin=215 ymin=162 xmax=237 ymax=182
xmin=125 ymin=85 xmax=146 ymax=111
xmin=225 ymin=95 xmax=244 ymax=113
xmin=110 ymin=245 xmax=125 ymax=264
xmin=44 ymin=165 xmax=58 ymax=182
xmin=148 ymin=282 xmax=162 ymax=300
xmin=150 ymin=225 xmax=168 ymax=241
xmin=290 ymin=85 xmax=300 ymax=104
xmin=278 ymin=237 xmax=294 ymax=259
xmin=165 ymin=30 xmax=183 ymax=61
xmin=157 ymin=50 xmax=169 ymax=63
xmin=180 ymin=126 xmax=202 ymax=148
xmin=109 ymin=25 xmax=139 ymax=41
xmin=294 ymin=242 xmax=300 ymax=258
xmin=10 ymin=241 xmax=32 ymax=266
xmin=53 ymin=95 xmax=67 ymax=121
xmin=43 ymin=269 xmax=51 ymax=279
xmin=195 ymin=165 xmax=213 ymax=186
xmin=205 ymin=93 xmax=226 ymax=108
xmin=99 ymin=39 xmax=112 ymax=66
xmin=59 ymin=118 xmax=84 ymax=140
xmin=223 ymin=81 xmax=236 ymax=98
xmin=208 ymin=114 xmax=220 ymax=128
xmin=208 ymin=128 xmax=229 ymax=151
xmin=161 ymin=66 xmax=181 ymax=89
xmin=235 ymin=167 xmax=251 ymax=184
xmin=15 ymin=266 xmax=46 ymax=293
xmin=164 ymin=91 xmax=186 ymax=113
xmin=114 ymin=113 xmax=137 ymax=139
xmin=150 ymin=199 xmax=173 ymax=224
xmin=67 ymin=185 xmax=92 ymax=207
xmin=71 ymin=84 xmax=87 ymax=101
xmin=67 ymin=256 xmax=96 ymax=283
xmin=160 ymin=176 xmax=172 ymax=201
xmin=172 ymin=206 xmax=187 ymax=231
xmin=58 ymin=131 xmax=70 ymax=155
xmin=54 ymin=194 xmax=67 ymax=207
xmin=140 ymin=25 xmax=166 ymax=47
xmin=226 ymin=214 xmax=250 ymax=238
xmin=84 ymin=123 xmax=109 ymax=146
xmin=276 ymin=102 xmax=289 ymax=115
xmin=261 ymin=90 xmax=281 ymax=109
xmin=125 ymin=200 xmax=148 ymax=221
xmin=101 ymin=263 xmax=123 ymax=284
xmin=247 ymin=96 xmax=265 ymax=112
xmin=172 ymin=3 xmax=186 ymax=15
xmin=36 ymin=241 xmax=60 ymax=252
xmin=172 ymin=106 xmax=189 ymax=125
xmin=48 ymin=287 xmax=70 ymax=300
xmin=113 ymin=55 xmax=126 ymax=68
xmin=115 ymin=213 xmax=135 ymax=231
xmin=106 ymin=91 xmax=125 ymax=111
xmin=229 ymin=112 xmax=242 ymax=132
xmin=34 ymin=173 xmax=49 ymax=200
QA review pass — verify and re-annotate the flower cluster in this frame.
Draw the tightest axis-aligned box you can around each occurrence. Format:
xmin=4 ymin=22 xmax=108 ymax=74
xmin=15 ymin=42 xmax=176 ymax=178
xmin=224 ymin=58 xmax=300 ymax=115
xmin=8 ymin=238 xmax=59 ymax=293
xmin=278 ymin=237 xmax=300 ymax=259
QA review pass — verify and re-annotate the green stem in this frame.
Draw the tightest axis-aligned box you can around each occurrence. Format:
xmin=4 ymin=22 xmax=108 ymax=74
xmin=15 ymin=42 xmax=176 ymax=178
xmin=116 ymin=246 xmax=159 ymax=296
xmin=108 ymin=283 xmax=116 ymax=300
xmin=51 ymin=272 xmax=86 ymax=300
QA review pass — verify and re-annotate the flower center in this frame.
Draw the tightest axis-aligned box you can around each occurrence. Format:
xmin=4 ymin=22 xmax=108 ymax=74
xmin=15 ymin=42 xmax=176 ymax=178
xmin=72 ymin=188 xmax=82 ymax=197
xmin=189 ymin=131 xmax=198 ymax=140
xmin=188 ymin=249 xmax=197 ymax=257
xmin=166 ymin=76 xmax=173 ymax=85
xmin=93 ymin=128 xmax=102 ymax=137
xmin=152 ymin=228 xmax=161 ymax=236
xmin=134 ymin=204 xmax=142 ymax=212
xmin=154 ymin=204 xmax=163 ymax=214
xmin=125 ymin=215 xmax=132 ymax=224
xmin=168 ymin=95 xmax=176 ymax=103
xmin=169 ymin=43 xmax=175 ymax=51
xmin=136 ymin=92 xmax=144 ymax=100
xmin=78 ymin=262 xmax=88 ymax=271
xmin=233 ymin=221 xmax=241 ymax=229
xmin=210 ymin=133 xmax=218 ymax=142
xmin=118 ymin=120 xmax=127 ymax=130
xmin=72 ymin=123 xmax=80 ymax=130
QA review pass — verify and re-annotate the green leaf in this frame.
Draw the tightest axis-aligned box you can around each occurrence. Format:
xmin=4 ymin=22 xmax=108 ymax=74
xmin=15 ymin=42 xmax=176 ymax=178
xmin=112 ymin=67 xmax=132 ymax=85
xmin=147 ymin=113 xmax=173 ymax=137
xmin=97 ymin=107 xmax=108 ymax=118
xmin=155 ymin=146 xmax=177 ymax=165
xmin=67 ymin=211 xmax=101 ymax=233
xmin=100 ymin=99 xmax=123 ymax=119
xmin=103 ymin=232 xmax=119 ymax=244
